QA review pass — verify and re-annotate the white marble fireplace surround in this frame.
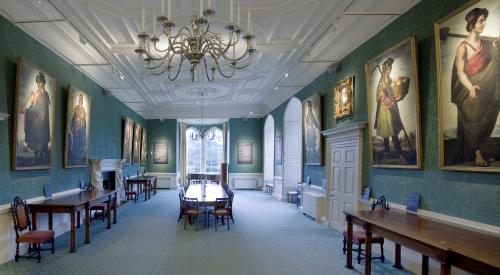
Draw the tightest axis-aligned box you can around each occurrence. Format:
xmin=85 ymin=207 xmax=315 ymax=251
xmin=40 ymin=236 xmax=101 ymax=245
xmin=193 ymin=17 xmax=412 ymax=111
xmin=90 ymin=158 xmax=126 ymax=203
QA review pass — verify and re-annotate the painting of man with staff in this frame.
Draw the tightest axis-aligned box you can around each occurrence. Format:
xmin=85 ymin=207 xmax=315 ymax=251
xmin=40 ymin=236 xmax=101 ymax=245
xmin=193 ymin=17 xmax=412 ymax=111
xmin=435 ymin=0 xmax=499 ymax=172
xmin=366 ymin=36 xmax=422 ymax=169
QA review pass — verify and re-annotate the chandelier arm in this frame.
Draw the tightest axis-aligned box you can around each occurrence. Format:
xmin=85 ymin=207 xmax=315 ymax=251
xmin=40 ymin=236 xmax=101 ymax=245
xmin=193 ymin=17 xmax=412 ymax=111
xmin=214 ymin=59 xmax=236 ymax=78
xmin=167 ymin=54 xmax=186 ymax=81
xmin=222 ymin=48 xmax=250 ymax=62
xmin=226 ymin=55 xmax=252 ymax=69
xmin=202 ymin=57 xmax=215 ymax=82
xmin=141 ymin=54 xmax=170 ymax=70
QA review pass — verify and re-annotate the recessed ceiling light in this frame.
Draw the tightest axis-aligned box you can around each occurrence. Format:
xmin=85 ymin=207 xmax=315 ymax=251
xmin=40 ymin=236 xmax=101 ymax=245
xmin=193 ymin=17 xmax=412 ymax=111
xmin=250 ymin=112 xmax=253 ymax=115
xmin=274 ymin=86 xmax=279 ymax=90
xmin=119 ymin=73 xmax=125 ymax=80
xmin=285 ymin=73 xmax=288 ymax=78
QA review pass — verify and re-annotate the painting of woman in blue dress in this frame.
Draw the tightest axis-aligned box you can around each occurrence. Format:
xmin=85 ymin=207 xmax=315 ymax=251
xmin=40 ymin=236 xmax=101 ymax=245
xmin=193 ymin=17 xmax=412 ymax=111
xmin=64 ymin=87 xmax=91 ymax=168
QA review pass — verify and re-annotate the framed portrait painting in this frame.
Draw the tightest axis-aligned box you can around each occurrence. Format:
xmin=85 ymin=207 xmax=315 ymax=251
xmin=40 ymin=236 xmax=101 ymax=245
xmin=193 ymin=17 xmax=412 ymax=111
xmin=333 ymin=76 xmax=355 ymax=119
xmin=64 ymin=86 xmax=92 ymax=168
xmin=12 ymin=58 xmax=56 ymax=170
xmin=238 ymin=141 xmax=253 ymax=164
xmin=435 ymin=0 xmax=500 ymax=172
xmin=122 ymin=117 xmax=134 ymax=164
xmin=275 ymin=135 xmax=282 ymax=165
xmin=303 ymin=93 xmax=322 ymax=165
xmin=154 ymin=141 xmax=168 ymax=164
xmin=140 ymin=128 xmax=147 ymax=165
xmin=365 ymin=36 xmax=422 ymax=169
xmin=132 ymin=123 xmax=142 ymax=164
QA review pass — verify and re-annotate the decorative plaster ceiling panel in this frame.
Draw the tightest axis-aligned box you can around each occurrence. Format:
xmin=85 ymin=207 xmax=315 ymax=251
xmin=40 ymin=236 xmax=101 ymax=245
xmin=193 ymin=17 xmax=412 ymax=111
xmin=0 ymin=0 xmax=420 ymax=119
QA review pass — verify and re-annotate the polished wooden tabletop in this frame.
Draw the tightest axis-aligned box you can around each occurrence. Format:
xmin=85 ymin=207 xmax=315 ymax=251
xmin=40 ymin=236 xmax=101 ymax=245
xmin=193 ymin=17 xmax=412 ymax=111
xmin=185 ymin=183 xmax=228 ymax=203
xmin=128 ymin=175 xmax=156 ymax=181
xmin=344 ymin=210 xmax=500 ymax=270
xmin=29 ymin=189 xmax=116 ymax=207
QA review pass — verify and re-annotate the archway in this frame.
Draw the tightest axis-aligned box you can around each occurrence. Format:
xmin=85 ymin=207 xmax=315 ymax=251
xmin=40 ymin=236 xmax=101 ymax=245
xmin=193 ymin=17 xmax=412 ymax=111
xmin=282 ymin=97 xmax=302 ymax=199
xmin=263 ymin=115 xmax=275 ymax=189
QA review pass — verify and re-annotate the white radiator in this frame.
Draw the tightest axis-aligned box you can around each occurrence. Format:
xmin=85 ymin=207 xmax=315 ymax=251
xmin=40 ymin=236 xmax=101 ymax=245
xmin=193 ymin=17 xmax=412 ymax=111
xmin=303 ymin=190 xmax=326 ymax=221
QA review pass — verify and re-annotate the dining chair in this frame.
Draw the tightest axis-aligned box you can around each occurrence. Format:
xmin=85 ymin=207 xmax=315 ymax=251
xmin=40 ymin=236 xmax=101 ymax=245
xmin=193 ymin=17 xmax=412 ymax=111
xmin=11 ymin=196 xmax=55 ymax=263
xmin=183 ymin=197 xmax=202 ymax=231
xmin=124 ymin=177 xmax=138 ymax=203
xmin=208 ymin=198 xmax=230 ymax=231
xmin=227 ymin=191 xmax=235 ymax=223
xmin=177 ymin=190 xmax=186 ymax=223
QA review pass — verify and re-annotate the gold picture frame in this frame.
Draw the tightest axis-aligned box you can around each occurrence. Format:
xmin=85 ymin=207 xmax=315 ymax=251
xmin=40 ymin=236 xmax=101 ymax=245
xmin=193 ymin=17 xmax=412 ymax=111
xmin=122 ymin=117 xmax=134 ymax=164
xmin=333 ymin=76 xmax=355 ymax=119
xmin=140 ymin=128 xmax=147 ymax=165
xmin=12 ymin=57 xmax=56 ymax=170
xmin=132 ymin=122 xmax=142 ymax=164
xmin=303 ymin=93 xmax=322 ymax=165
xmin=435 ymin=0 xmax=499 ymax=172
xmin=365 ymin=36 xmax=422 ymax=169
xmin=64 ymin=85 xmax=92 ymax=168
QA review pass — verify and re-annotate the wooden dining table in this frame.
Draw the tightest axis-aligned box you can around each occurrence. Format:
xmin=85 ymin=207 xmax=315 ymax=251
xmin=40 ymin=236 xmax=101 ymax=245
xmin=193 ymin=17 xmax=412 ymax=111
xmin=184 ymin=183 xmax=228 ymax=206
xmin=28 ymin=189 xmax=117 ymax=252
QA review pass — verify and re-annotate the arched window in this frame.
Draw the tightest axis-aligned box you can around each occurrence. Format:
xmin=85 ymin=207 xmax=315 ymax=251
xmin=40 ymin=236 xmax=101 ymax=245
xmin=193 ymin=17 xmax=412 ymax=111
xmin=186 ymin=126 xmax=224 ymax=174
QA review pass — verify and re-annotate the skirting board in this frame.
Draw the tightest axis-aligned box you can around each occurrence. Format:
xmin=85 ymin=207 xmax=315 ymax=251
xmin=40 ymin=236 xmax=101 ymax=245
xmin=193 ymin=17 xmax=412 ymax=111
xmin=228 ymin=173 xmax=263 ymax=190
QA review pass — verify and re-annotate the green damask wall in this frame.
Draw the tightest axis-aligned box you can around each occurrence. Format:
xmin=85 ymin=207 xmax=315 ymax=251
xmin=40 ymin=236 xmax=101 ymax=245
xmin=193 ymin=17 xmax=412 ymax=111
xmin=268 ymin=0 xmax=500 ymax=226
xmin=146 ymin=119 xmax=177 ymax=173
xmin=0 ymin=15 xmax=145 ymax=205
xmin=229 ymin=118 xmax=263 ymax=173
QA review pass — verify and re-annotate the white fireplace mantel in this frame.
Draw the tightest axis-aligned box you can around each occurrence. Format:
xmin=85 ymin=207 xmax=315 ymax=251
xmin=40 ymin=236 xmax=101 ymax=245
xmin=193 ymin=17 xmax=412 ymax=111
xmin=89 ymin=159 xmax=125 ymax=202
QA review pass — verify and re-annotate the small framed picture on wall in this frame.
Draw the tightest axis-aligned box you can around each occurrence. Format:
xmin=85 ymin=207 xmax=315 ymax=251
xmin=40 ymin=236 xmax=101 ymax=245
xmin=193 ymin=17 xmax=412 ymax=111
xmin=238 ymin=141 xmax=253 ymax=164
xmin=154 ymin=141 xmax=168 ymax=164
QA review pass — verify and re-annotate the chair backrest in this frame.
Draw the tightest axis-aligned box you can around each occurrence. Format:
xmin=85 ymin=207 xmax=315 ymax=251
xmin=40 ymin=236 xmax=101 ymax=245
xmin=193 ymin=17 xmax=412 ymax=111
xmin=79 ymin=179 xmax=85 ymax=190
xmin=183 ymin=197 xmax=199 ymax=210
xmin=296 ymin=183 xmax=301 ymax=194
xmin=10 ymin=196 xmax=31 ymax=235
xmin=214 ymin=198 xmax=229 ymax=211
xmin=227 ymin=192 xmax=234 ymax=207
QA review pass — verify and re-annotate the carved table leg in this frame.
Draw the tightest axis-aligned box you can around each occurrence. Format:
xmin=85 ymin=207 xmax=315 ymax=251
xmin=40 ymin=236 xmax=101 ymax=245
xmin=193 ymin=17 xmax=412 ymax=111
xmin=113 ymin=193 xmax=117 ymax=224
xmin=76 ymin=211 xmax=81 ymax=228
xmin=422 ymin=255 xmax=429 ymax=275
xmin=345 ymin=218 xmax=353 ymax=269
xmin=70 ymin=212 xmax=76 ymax=252
xmin=48 ymin=213 xmax=53 ymax=230
xmin=106 ymin=198 xmax=111 ymax=229
xmin=393 ymin=243 xmax=403 ymax=269
xmin=364 ymin=230 xmax=372 ymax=275
xmin=84 ymin=205 xmax=90 ymax=244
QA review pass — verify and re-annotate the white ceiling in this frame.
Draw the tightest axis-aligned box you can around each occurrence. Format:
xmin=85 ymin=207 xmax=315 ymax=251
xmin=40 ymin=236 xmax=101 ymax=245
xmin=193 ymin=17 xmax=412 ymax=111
xmin=0 ymin=0 xmax=420 ymax=119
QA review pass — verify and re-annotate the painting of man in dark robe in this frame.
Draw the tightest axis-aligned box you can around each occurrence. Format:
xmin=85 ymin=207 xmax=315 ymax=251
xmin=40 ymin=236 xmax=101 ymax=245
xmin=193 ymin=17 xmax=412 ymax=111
xmin=64 ymin=87 xmax=91 ymax=168
xmin=436 ymin=0 xmax=499 ymax=172
xmin=303 ymin=93 xmax=322 ymax=165
xmin=13 ymin=59 xmax=56 ymax=170
xmin=366 ymin=37 xmax=421 ymax=169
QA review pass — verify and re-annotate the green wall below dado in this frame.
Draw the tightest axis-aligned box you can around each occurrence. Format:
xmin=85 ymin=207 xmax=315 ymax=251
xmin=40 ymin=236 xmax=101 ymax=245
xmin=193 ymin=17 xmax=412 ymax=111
xmin=0 ymin=15 xmax=144 ymax=205
xmin=229 ymin=118 xmax=263 ymax=173
xmin=146 ymin=119 xmax=177 ymax=173
xmin=267 ymin=0 xmax=500 ymax=226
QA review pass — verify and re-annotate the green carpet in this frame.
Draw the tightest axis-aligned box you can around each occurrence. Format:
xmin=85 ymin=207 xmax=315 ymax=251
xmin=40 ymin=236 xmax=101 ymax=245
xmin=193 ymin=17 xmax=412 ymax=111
xmin=0 ymin=190 xmax=414 ymax=275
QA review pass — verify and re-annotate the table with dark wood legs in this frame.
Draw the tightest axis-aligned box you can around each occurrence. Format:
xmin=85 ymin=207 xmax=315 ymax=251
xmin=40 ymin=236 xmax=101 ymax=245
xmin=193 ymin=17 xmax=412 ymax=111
xmin=29 ymin=190 xmax=117 ymax=252
xmin=344 ymin=210 xmax=500 ymax=275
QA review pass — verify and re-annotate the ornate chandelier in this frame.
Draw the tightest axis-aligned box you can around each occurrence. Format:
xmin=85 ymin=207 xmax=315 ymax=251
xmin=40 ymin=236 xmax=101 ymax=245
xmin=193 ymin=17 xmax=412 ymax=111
xmin=135 ymin=0 xmax=256 ymax=82
xmin=190 ymin=91 xmax=214 ymax=140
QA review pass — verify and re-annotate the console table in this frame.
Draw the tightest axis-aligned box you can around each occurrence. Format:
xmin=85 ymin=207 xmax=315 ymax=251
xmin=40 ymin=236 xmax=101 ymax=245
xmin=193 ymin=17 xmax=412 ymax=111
xmin=344 ymin=210 xmax=500 ymax=275
xmin=29 ymin=190 xmax=117 ymax=252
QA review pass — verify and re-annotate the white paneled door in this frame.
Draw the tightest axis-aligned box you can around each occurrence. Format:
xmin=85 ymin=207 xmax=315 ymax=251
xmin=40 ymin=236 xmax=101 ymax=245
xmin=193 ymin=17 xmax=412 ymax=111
xmin=264 ymin=115 xmax=275 ymax=184
xmin=283 ymin=98 xmax=302 ymax=194
xmin=330 ymin=144 xmax=358 ymax=233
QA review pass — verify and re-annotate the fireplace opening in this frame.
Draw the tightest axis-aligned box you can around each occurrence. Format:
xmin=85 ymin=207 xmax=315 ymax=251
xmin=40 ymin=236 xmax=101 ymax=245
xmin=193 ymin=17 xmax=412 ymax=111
xmin=102 ymin=171 xmax=116 ymax=190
